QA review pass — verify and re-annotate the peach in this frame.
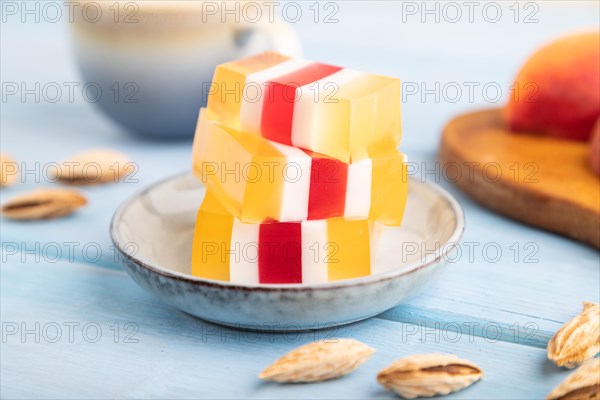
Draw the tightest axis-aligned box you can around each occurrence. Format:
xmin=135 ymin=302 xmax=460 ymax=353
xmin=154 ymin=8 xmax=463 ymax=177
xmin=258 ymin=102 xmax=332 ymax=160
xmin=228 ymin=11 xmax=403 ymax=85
xmin=505 ymin=32 xmax=600 ymax=141
xmin=590 ymin=118 xmax=600 ymax=175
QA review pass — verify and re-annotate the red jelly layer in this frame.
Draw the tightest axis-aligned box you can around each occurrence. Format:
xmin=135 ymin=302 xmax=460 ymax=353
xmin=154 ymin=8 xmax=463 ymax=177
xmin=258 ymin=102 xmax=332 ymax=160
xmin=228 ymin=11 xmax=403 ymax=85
xmin=261 ymin=63 xmax=342 ymax=145
xmin=258 ymin=222 xmax=302 ymax=283
xmin=306 ymin=152 xmax=348 ymax=220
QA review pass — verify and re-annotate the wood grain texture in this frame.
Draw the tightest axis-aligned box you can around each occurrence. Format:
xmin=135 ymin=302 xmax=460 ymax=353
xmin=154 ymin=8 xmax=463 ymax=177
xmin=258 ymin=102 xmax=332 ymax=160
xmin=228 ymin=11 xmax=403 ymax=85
xmin=3 ymin=151 xmax=599 ymax=350
xmin=440 ymin=109 xmax=600 ymax=248
xmin=3 ymin=3 xmax=600 ymax=399
xmin=0 ymin=260 xmax=574 ymax=399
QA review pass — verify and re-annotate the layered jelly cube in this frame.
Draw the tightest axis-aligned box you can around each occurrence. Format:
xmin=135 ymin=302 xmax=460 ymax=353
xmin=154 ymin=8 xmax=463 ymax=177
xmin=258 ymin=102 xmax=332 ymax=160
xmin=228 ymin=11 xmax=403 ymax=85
xmin=206 ymin=52 xmax=402 ymax=163
xmin=192 ymin=193 xmax=379 ymax=284
xmin=192 ymin=53 xmax=408 ymax=285
xmin=193 ymin=109 xmax=408 ymax=225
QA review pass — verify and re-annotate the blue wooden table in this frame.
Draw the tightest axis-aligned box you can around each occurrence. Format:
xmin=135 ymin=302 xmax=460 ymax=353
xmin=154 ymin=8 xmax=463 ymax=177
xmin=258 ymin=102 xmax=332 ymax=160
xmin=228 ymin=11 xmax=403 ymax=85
xmin=2 ymin=2 xmax=599 ymax=398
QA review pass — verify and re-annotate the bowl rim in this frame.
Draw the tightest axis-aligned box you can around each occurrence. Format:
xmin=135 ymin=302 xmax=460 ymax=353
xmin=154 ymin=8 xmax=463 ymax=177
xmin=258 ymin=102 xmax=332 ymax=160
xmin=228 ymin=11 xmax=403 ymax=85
xmin=110 ymin=171 xmax=465 ymax=292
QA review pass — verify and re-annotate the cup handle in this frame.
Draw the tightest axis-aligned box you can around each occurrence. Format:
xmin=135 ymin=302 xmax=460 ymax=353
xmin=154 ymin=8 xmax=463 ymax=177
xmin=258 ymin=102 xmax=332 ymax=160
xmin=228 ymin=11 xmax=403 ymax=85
xmin=235 ymin=19 xmax=302 ymax=58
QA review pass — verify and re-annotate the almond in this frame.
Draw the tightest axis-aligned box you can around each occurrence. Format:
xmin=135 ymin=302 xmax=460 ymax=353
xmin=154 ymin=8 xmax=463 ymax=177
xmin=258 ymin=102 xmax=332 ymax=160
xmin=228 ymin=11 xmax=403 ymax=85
xmin=548 ymin=302 xmax=600 ymax=368
xmin=51 ymin=149 xmax=134 ymax=185
xmin=377 ymin=353 xmax=483 ymax=399
xmin=546 ymin=358 xmax=600 ymax=400
xmin=259 ymin=339 xmax=375 ymax=383
xmin=1 ymin=153 xmax=19 ymax=187
xmin=1 ymin=189 xmax=87 ymax=220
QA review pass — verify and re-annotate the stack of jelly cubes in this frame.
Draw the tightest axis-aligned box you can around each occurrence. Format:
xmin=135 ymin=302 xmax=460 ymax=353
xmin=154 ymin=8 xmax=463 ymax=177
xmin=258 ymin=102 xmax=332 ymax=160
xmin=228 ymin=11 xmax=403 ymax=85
xmin=191 ymin=52 xmax=407 ymax=285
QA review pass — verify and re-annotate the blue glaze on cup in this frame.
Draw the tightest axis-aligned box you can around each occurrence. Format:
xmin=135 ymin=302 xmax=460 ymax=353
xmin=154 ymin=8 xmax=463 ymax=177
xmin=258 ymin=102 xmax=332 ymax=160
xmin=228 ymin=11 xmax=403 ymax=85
xmin=71 ymin=2 xmax=301 ymax=139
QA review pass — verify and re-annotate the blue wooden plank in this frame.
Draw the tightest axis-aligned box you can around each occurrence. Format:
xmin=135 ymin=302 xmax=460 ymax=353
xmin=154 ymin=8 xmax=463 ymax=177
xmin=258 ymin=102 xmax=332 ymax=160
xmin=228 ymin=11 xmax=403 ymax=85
xmin=0 ymin=143 xmax=191 ymax=270
xmin=3 ymin=149 xmax=598 ymax=349
xmin=0 ymin=259 xmax=573 ymax=399
xmin=2 ymin=3 xmax=599 ymax=399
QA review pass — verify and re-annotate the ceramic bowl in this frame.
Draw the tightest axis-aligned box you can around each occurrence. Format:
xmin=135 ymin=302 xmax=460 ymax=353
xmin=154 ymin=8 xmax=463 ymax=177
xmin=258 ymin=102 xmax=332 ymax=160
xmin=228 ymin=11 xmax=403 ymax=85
xmin=110 ymin=172 xmax=464 ymax=331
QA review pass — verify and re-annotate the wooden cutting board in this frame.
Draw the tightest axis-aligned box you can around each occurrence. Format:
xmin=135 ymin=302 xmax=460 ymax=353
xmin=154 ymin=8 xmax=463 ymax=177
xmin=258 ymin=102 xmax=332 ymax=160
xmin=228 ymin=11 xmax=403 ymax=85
xmin=439 ymin=108 xmax=600 ymax=249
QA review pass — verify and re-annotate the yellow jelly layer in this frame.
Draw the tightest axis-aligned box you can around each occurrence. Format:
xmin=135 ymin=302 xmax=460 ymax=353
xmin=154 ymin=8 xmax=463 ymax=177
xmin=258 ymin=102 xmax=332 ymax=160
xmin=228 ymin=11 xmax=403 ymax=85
xmin=191 ymin=193 xmax=232 ymax=281
xmin=370 ymin=152 xmax=409 ymax=226
xmin=326 ymin=219 xmax=372 ymax=281
xmin=193 ymin=109 xmax=287 ymax=222
xmin=315 ymin=74 xmax=402 ymax=162
xmin=207 ymin=52 xmax=290 ymax=121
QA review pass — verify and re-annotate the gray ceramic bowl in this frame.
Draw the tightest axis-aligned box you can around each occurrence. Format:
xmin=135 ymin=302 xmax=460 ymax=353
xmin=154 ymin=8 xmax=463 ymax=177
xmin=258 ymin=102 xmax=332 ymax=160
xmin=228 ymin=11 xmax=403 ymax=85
xmin=110 ymin=172 xmax=464 ymax=331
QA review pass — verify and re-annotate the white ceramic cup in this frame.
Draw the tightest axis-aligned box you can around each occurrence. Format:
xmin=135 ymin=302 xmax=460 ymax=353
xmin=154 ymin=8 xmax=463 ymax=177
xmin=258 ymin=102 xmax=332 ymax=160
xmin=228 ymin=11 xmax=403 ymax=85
xmin=71 ymin=1 xmax=302 ymax=139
